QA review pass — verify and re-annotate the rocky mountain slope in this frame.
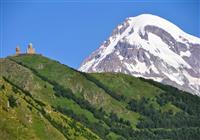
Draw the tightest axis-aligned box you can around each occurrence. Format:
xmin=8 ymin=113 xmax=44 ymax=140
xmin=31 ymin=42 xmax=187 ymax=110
xmin=1 ymin=54 xmax=200 ymax=139
xmin=79 ymin=14 xmax=200 ymax=96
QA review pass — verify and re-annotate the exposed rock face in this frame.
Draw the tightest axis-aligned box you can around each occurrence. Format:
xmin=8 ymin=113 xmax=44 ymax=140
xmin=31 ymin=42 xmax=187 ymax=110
xmin=79 ymin=14 xmax=200 ymax=96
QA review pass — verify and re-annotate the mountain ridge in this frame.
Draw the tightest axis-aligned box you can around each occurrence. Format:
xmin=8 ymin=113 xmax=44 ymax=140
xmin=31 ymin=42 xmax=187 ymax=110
xmin=79 ymin=14 xmax=200 ymax=96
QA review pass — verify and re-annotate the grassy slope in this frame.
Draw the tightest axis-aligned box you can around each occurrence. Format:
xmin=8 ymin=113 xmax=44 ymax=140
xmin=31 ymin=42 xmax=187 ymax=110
xmin=0 ymin=77 xmax=100 ymax=140
xmin=0 ymin=58 xmax=100 ymax=124
xmin=91 ymin=73 xmax=182 ymax=114
xmin=0 ymin=60 xmax=101 ymax=139
xmin=1 ymin=56 xmax=123 ymax=139
xmin=91 ymin=73 xmax=162 ymax=100
xmin=0 ymin=78 xmax=66 ymax=140
xmin=9 ymin=55 xmax=140 ymax=127
xmin=1 ymin=54 xmax=200 ymax=139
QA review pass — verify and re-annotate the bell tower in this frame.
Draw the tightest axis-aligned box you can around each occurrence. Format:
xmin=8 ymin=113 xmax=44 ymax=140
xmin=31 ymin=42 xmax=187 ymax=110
xmin=27 ymin=43 xmax=35 ymax=54
xmin=16 ymin=46 xmax=21 ymax=55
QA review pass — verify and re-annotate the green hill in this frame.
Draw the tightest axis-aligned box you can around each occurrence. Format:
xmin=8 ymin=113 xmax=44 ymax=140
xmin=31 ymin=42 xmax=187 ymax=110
xmin=0 ymin=54 xmax=200 ymax=140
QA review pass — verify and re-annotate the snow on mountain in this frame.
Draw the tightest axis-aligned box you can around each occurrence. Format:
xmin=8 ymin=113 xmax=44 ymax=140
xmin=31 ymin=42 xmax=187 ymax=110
xmin=79 ymin=14 xmax=200 ymax=96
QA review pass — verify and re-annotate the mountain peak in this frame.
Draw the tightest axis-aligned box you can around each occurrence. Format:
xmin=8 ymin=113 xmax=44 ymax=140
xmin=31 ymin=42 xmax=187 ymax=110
xmin=79 ymin=14 xmax=200 ymax=96
xmin=119 ymin=14 xmax=200 ymax=45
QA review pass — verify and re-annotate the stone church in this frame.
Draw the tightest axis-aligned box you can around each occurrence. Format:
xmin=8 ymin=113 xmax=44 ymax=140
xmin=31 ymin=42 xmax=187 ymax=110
xmin=15 ymin=43 xmax=36 ymax=55
xmin=26 ymin=43 xmax=35 ymax=54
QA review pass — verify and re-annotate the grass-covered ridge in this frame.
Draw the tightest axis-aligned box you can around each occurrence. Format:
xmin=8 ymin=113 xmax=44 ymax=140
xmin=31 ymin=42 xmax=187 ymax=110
xmin=0 ymin=54 xmax=200 ymax=140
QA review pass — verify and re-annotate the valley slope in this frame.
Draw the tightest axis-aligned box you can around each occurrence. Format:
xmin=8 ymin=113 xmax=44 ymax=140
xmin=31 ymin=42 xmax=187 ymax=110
xmin=0 ymin=54 xmax=200 ymax=140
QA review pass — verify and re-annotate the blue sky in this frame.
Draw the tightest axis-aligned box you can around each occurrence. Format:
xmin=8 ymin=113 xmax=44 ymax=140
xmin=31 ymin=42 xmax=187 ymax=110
xmin=0 ymin=0 xmax=199 ymax=68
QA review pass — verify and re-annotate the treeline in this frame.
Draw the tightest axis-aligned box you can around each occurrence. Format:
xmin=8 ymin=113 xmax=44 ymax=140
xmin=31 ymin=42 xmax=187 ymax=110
xmin=140 ymin=77 xmax=200 ymax=115
xmin=128 ymin=97 xmax=200 ymax=129
xmin=156 ymin=91 xmax=200 ymax=116
xmin=53 ymin=84 xmax=133 ymax=139
xmin=56 ymin=106 xmax=109 ymax=138
xmin=153 ymin=127 xmax=200 ymax=140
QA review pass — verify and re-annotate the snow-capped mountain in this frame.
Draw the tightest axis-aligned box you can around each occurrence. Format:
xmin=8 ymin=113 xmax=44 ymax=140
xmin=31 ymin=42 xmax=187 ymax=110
xmin=79 ymin=14 xmax=200 ymax=96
